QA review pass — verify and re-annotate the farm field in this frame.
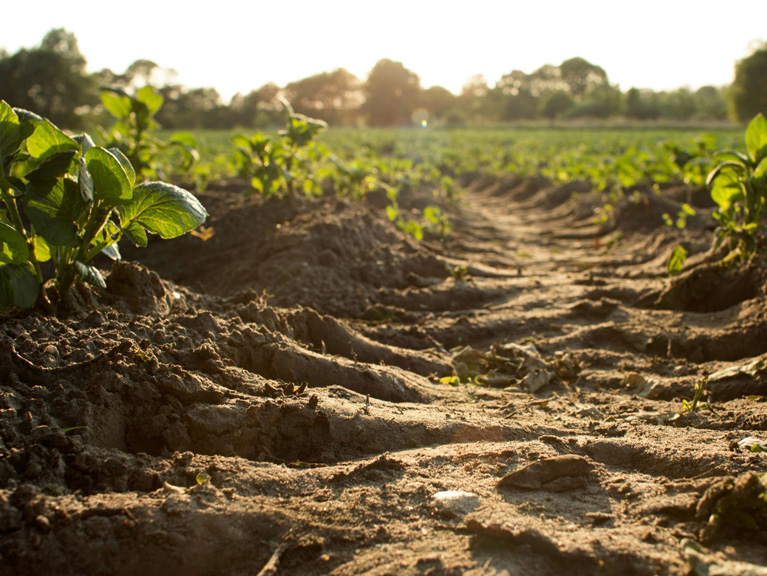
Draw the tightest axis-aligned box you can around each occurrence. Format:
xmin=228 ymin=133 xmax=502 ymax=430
xmin=2 ymin=122 xmax=767 ymax=575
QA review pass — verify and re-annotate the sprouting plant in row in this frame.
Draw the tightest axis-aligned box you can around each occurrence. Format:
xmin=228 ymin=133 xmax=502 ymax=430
xmin=0 ymin=100 xmax=207 ymax=310
xmin=233 ymin=100 xmax=327 ymax=197
xmin=98 ymin=86 xmax=199 ymax=180
xmin=707 ymin=113 xmax=767 ymax=260
xmin=385 ymin=188 xmax=451 ymax=241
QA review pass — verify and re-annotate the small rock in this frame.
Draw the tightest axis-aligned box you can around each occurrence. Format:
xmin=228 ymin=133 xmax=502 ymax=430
xmin=432 ymin=490 xmax=481 ymax=519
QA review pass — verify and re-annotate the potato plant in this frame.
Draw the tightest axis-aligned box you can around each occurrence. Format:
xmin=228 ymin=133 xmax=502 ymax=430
xmin=233 ymin=100 xmax=327 ymax=197
xmin=0 ymin=100 xmax=208 ymax=310
xmin=99 ymin=86 xmax=199 ymax=179
xmin=707 ymin=113 xmax=767 ymax=259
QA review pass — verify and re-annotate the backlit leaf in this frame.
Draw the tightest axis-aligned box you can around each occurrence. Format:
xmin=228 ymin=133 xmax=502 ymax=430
xmin=25 ymin=120 xmax=78 ymax=161
xmin=0 ymin=262 xmax=39 ymax=309
xmin=745 ymin=113 xmax=767 ymax=163
xmin=0 ymin=222 xmax=29 ymax=264
xmin=100 ymin=89 xmax=132 ymax=119
xmin=0 ymin=100 xmax=20 ymax=160
xmin=85 ymin=147 xmax=132 ymax=205
xmin=136 ymin=86 xmax=164 ymax=115
xmin=667 ymin=245 xmax=687 ymax=276
xmin=119 ymin=181 xmax=207 ymax=241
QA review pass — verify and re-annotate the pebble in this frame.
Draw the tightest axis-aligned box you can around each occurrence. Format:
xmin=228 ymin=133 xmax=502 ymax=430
xmin=432 ymin=490 xmax=481 ymax=519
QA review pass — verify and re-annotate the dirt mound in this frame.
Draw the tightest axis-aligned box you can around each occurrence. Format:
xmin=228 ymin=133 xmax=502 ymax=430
xmin=2 ymin=176 xmax=767 ymax=575
xmin=124 ymin=184 xmax=450 ymax=318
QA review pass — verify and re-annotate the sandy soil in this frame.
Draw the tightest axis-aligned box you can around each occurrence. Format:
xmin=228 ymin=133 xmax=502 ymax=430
xmin=1 ymin=174 xmax=767 ymax=576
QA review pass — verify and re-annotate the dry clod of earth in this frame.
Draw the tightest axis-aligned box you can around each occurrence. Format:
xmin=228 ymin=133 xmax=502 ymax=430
xmin=2 ymin=177 xmax=767 ymax=575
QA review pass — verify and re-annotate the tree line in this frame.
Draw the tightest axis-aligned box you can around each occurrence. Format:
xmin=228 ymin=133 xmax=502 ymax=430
xmin=1 ymin=29 xmax=766 ymax=130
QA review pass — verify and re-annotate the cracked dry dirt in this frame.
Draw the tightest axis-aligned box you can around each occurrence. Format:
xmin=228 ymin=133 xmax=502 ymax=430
xmin=1 ymin=174 xmax=767 ymax=575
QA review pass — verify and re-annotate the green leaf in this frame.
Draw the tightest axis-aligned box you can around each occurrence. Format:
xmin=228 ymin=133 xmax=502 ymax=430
xmin=73 ymin=132 xmax=96 ymax=154
xmin=25 ymin=150 xmax=77 ymax=183
xmin=0 ymin=222 xmax=29 ymax=264
xmin=0 ymin=262 xmax=39 ymax=309
xmin=78 ymin=156 xmax=94 ymax=202
xmin=74 ymin=261 xmax=106 ymax=289
xmin=119 ymin=182 xmax=207 ymax=243
xmin=107 ymin=147 xmax=135 ymax=189
xmin=0 ymin=100 xmax=21 ymax=160
xmin=232 ymin=135 xmax=252 ymax=150
xmin=667 ymin=245 xmax=688 ymax=276
xmin=33 ymin=236 xmax=52 ymax=263
xmin=745 ymin=113 xmax=767 ymax=163
xmin=170 ymin=131 xmax=196 ymax=148
xmin=25 ymin=120 xmax=78 ymax=161
xmin=24 ymin=178 xmax=82 ymax=247
xmin=100 ymin=242 xmax=121 ymax=261
xmin=713 ymin=151 xmax=749 ymax=166
xmin=754 ymin=157 xmax=767 ymax=180
xmin=100 ymin=89 xmax=132 ymax=119
xmin=136 ymin=86 xmax=163 ymax=115
xmin=85 ymin=147 xmax=132 ymax=205
xmin=710 ymin=165 xmax=744 ymax=211
xmin=121 ymin=220 xmax=148 ymax=247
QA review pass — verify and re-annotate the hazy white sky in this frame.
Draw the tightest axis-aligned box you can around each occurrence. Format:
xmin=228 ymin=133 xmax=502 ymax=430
xmin=3 ymin=1 xmax=766 ymax=102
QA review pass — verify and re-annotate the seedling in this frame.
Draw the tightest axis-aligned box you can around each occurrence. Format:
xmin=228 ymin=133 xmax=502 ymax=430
xmin=676 ymin=377 xmax=719 ymax=417
xmin=233 ymin=99 xmax=327 ymax=197
xmin=447 ymin=265 xmax=469 ymax=281
xmin=99 ymin=86 xmax=199 ymax=179
xmin=0 ymin=100 xmax=207 ymax=310
xmin=667 ymin=245 xmax=688 ymax=276
xmin=662 ymin=203 xmax=695 ymax=229
xmin=706 ymin=113 xmax=767 ymax=260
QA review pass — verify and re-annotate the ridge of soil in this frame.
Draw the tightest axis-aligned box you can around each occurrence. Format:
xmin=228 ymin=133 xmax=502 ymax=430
xmin=2 ymin=175 xmax=767 ymax=575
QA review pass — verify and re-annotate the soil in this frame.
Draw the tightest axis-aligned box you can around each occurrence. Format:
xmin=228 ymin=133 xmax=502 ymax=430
xmin=2 ymin=173 xmax=767 ymax=576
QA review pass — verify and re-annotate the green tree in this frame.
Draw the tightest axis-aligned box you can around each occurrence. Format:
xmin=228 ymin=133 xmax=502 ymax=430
xmin=495 ymin=70 xmax=538 ymax=121
xmin=284 ymin=68 xmax=361 ymax=125
xmin=658 ymin=88 xmax=696 ymax=120
xmin=563 ymin=84 xmax=622 ymax=119
xmin=559 ymin=57 xmax=608 ymax=100
xmin=362 ymin=59 xmax=420 ymax=126
xmin=729 ymin=41 xmax=767 ymax=121
xmin=693 ymin=86 xmax=728 ymax=121
xmin=0 ymin=29 xmax=96 ymax=128
xmin=418 ymin=86 xmax=456 ymax=120
xmin=625 ymin=88 xmax=660 ymax=120
xmin=457 ymin=75 xmax=497 ymax=124
xmin=539 ymin=90 xmax=574 ymax=119
xmin=156 ymin=86 xmax=224 ymax=129
xmin=229 ymin=83 xmax=283 ymax=128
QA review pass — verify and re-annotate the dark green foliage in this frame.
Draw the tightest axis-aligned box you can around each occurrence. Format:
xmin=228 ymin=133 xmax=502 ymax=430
xmin=0 ymin=101 xmax=207 ymax=310
xmin=0 ymin=29 xmax=96 ymax=129
xmin=729 ymin=42 xmax=767 ymax=122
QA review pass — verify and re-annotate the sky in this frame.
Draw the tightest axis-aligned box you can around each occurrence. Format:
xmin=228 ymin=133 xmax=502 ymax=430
xmin=3 ymin=0 xmax=766 ymax=103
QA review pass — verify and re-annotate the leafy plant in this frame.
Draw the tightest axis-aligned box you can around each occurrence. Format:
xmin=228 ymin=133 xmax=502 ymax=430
xmin=676 ymin=376 xmax=719 ymax=419
xmin=667 ymin=245 xmax=688 ymax=276
xmin=0 ymin=100 xmax=207 ymax=310
xmin=384 ymin=188 xmax=451 ymax=242
xmin=706 ymin=113 xmax=767 ymax=259
xmin=99 ymin=86 xmax=198 ymax=179
xmin=662 ymin=203 xmax=695 ymax=230
xmin=232 ymin=99 xmax=327 ymax=197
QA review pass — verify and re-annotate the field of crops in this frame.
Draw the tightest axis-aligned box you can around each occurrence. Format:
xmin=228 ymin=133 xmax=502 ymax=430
xmin=184 ymin=124 xmax=743 ymax=188
xmin=2 ymin=96 xmax=767 ymax=575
